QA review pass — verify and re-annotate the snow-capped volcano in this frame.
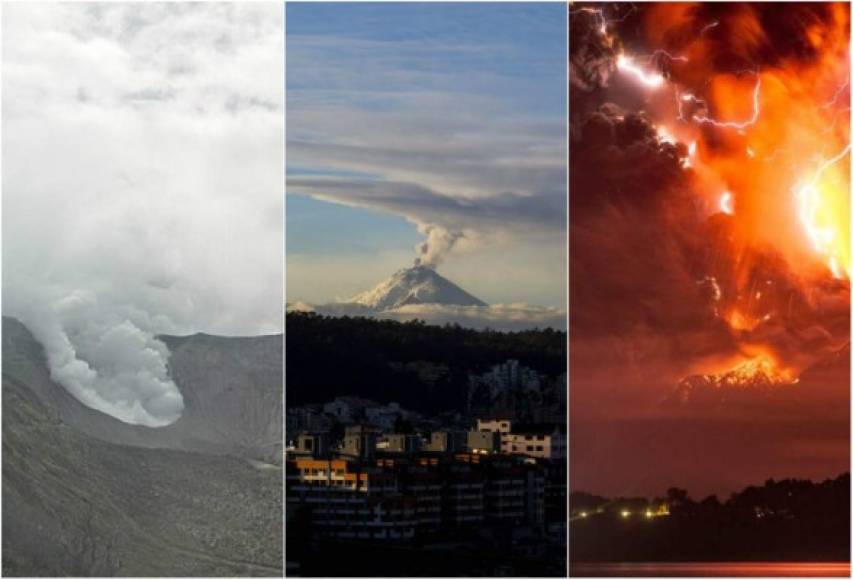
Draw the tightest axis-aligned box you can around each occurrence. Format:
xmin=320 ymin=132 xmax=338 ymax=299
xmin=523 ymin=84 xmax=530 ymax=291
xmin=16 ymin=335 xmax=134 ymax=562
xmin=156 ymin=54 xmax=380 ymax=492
xmin=349 ymin=265 xmax=487 ymax=311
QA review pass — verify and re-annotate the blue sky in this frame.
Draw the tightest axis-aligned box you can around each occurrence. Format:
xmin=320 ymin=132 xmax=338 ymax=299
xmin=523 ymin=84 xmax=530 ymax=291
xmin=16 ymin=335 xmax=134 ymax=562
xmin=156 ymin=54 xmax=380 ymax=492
xmin=286 ymin=2 xmax=567 ymax=307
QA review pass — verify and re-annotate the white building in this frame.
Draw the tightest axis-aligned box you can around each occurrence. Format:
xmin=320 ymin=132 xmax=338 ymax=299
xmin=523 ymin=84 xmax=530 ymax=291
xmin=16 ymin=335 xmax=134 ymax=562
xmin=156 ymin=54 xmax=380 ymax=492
xmin=500 ymin=426 xmax=566 ymax=460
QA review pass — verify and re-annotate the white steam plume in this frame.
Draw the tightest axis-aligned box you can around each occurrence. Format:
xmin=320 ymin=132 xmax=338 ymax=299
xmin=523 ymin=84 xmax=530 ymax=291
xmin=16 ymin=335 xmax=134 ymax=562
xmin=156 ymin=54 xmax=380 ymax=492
xmin=2 ymin=4 xmax=284 ymax=427
xmin=414 ymin=226 xmax=465 ymax=269
xmin=8 ymin=288 xmax=183 ymax=426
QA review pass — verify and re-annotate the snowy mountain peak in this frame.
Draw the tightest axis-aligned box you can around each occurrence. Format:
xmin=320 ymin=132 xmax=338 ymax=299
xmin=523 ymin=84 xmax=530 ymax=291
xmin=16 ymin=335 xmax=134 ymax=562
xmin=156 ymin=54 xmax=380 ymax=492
xmin=349 ymin=265 xmax=487 ymax=311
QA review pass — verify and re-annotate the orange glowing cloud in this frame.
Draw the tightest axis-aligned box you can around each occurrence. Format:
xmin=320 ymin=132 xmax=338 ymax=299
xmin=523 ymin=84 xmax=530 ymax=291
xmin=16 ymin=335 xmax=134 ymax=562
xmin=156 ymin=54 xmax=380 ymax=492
xmin=643 ymin=3 xmax=850 ymax=283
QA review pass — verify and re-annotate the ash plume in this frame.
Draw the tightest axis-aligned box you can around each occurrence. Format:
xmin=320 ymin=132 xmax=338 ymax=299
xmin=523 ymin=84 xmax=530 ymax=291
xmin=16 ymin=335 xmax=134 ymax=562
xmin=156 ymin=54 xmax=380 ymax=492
xmin=414 ymin=226 xmax=465 ymax=269
xmin=570 ymin=2 xmax=850 ymax=496
xmin=570 ymin=3 xmax=850 ymax=372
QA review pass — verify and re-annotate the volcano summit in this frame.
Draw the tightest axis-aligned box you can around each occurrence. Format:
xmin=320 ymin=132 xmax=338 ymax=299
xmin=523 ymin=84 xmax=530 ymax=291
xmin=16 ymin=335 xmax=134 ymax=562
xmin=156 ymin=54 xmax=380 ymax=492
xmin=289 ymin=263 xmax=565 ymax=332
xmin=350 ymin=265 xmax=487 ymax=310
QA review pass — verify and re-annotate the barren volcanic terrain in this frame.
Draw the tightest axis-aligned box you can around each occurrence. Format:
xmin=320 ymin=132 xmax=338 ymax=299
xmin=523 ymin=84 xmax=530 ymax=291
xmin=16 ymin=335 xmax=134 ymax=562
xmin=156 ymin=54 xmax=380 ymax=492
xmin=2 ymin=317 xmax=283 ymax=577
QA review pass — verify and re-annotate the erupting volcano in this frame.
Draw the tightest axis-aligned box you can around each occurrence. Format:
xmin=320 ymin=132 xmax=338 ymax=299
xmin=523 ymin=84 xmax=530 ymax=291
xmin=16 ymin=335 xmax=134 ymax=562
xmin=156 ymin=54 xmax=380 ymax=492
xmin=668 ymin=354 xmax=798 ymax=408
xmin=570 ymin=2 xmax=850 ymax=499
xmin=349 ymin=265 xmax=487 ymax=311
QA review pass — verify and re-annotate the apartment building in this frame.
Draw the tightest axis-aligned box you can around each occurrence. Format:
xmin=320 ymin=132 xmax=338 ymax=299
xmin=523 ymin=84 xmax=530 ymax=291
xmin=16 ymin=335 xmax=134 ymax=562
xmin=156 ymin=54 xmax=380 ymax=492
xmin=500 ymin=424 xmax=566 ymax=460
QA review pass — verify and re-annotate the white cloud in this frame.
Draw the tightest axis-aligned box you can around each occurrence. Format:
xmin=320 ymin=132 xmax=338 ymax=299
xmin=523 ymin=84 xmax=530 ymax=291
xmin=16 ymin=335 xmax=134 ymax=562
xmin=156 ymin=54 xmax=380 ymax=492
xmin=292 ymin=301 xmax=566 ymax=332
xmin=2 ymin=3 xmax=283 ymax=426
xmin=383 ymin=303 xmax=566 ymax=331
xmin=287 ymin=23 xmax=567 ymax=283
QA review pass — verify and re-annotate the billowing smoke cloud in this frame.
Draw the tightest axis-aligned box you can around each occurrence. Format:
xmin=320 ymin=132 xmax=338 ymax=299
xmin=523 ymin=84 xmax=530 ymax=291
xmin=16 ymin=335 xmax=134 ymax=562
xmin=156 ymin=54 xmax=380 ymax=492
xmin=569 ymin=6 xmax=621 ymax=92
xmin=570 ymin=4 xmax=850 ymax=371
xmin=3 ymin=4 xmax=283 ymax=427
xmin=414 ymin=226 xmax=464 ymax=269
xmin=7 ymin=288 xmax=183 ymax=426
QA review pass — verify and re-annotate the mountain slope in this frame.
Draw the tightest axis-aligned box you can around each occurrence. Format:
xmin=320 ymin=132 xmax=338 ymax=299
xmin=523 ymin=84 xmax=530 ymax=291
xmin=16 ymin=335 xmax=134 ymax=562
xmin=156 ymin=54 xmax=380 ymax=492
xmin=349 ymin=265 xmax=487 ymax=310
xmin=2 ymin=317 xmax=283 ymax=576
xmin=664 ymin=346 xmax=849 ymax=410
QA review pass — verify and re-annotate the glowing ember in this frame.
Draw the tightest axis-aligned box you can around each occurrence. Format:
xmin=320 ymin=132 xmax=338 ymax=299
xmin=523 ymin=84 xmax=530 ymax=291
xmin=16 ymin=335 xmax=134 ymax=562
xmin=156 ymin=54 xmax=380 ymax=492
xmin=726 ymin=309 xmax=759 ymax=331
xmin=721 ymin=355 xmax=795 ymax=387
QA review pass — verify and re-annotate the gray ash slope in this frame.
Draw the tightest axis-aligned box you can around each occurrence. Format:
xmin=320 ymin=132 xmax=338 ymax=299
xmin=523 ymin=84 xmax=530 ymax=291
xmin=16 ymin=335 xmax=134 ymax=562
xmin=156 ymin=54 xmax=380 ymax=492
xmin=2 ymin=317 xmax=282 ymax=577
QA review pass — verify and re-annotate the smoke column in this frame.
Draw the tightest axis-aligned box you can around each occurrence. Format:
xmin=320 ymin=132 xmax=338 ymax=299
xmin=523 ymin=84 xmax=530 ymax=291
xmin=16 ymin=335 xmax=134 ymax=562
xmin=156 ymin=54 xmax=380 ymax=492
xmin=414 ymin=225 xmax=465 ymax=269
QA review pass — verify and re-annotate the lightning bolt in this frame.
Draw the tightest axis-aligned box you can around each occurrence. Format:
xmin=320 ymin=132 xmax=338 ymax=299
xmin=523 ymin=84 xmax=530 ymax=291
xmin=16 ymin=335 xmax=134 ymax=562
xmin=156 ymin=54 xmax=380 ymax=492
xmin=589 ymin=9 xmax=850 ymax=282
xmin=821 ymin=107 xmax=851 ymax=135
xmin=720 ymin=191 xmax=734 ymax=215
xmin=676 ymin=91 xmax=706 ymax=122
xmin=693 ymin=75 xmax=761 ymax=130
xmin=570 ymin=4 xmax=638 ymax=40
xmin=821 ymin=80 xmax=849 ymax=110
xmin=636 ymin=49 xmax=689 ymax=64
xmin=795 ymin=143 xmax=852 ymax=277
xmin=617 ymin=54 xmax=666 ymax=88
xmin=570 ymin=7 xmax=609 ymax=36
xmin=700 ymin=20 xmax=719 ymax=36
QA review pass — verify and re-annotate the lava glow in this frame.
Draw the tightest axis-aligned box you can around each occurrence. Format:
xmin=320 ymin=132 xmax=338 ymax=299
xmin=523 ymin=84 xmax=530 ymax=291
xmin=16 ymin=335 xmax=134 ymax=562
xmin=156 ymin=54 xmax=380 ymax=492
xmin=722 ymin=354 xmax=796 ymax=386
xmin=725 ymin=309 xmax=760 ymax=332
xmin=692 ymin=346 xmax=798 ymax=389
